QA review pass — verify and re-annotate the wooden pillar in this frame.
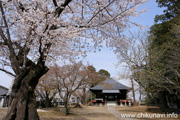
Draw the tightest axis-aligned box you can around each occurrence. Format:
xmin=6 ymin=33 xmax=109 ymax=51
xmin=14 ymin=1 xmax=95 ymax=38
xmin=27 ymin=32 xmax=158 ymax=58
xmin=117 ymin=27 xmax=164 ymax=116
xmin=115 ymin=95 xmax=117 ymax=105
xmin=105 ymin=95 xmax=107 ymax=105
xmin=120 ymin=100 xmax=123 ymax=106
xmin=125 ymin=100 xmax=127 ymax=106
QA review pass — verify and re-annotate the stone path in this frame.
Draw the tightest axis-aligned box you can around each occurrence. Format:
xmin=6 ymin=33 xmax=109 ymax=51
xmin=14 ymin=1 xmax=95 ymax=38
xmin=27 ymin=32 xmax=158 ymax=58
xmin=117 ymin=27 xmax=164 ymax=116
xmin=37 ymin=109 xmax=48 ymax=112
xmin=107 ymin=106 xmax=138 ymax=120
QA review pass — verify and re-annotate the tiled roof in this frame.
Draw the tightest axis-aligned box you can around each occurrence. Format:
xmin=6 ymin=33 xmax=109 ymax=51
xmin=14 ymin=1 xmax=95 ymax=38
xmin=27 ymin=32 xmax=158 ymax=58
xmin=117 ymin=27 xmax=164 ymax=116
xmin=0 ymin=85 xmax=8 ymax=90
xmin=90 ymin=78 xmax=129 ymax=90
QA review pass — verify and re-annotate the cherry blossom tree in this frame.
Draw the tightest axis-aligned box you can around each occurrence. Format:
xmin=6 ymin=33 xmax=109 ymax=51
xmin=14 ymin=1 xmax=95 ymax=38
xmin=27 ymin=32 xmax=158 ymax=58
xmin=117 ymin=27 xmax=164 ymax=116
xmin=36 ymin=61 xmax=98 ymax=115
xmin=0 ymin=0 xmax=146 ymax=119
xmin=51 ymin=61 xmax=98 ymax=115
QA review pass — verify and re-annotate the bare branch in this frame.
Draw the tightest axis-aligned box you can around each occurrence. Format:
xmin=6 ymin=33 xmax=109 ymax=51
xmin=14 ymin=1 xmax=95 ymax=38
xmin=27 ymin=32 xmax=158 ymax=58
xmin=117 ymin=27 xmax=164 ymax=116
xmin=0 ymin=28 xmax=8 ymax=42
xmin=67 ymin=5 xmax=74 ymax=13
xmin=87 ymin=0 xmax=115 ymax=24
xmin=175 ymin=69 xmax=180 ymax=78
xmin=99 ymin=1 xmax=141 ymax=26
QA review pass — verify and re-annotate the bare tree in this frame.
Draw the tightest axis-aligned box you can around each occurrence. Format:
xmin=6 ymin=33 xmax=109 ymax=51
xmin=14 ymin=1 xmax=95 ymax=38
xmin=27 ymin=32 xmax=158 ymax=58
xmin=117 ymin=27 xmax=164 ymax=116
xmin=116 ymin=30 xmax=149 ymax=103
xmin=116 ymin=29 xmax=180 ymax=107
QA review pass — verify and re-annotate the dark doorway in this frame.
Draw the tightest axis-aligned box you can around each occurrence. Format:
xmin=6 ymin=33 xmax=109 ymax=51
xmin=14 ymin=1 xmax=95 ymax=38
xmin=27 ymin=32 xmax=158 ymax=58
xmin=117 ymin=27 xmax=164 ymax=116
xmin=107 ymin=95 xmax=115 ymax=101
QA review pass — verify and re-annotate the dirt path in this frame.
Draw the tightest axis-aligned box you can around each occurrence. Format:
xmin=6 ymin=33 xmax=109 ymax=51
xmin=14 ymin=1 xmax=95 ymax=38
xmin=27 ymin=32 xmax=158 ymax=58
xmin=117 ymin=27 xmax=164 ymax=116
xmin=107 ymin=106 xmax=138 ymax=120
xmin=73 ymin=106 xmax=119 ymax=120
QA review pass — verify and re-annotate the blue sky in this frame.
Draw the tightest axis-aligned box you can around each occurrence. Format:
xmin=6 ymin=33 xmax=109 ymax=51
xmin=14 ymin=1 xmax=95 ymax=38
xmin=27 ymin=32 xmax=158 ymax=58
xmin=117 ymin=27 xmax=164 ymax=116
xmin=83 ymin=0 xmax=165 ymax=77
xmin=0 ymin=0 xmax=165 ymax=88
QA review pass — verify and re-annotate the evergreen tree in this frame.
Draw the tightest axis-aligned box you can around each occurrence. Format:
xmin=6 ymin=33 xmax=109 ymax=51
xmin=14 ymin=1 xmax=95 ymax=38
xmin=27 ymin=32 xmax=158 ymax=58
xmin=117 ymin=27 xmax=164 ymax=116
xmin=145 ymin=0 xmax=180 ymax=109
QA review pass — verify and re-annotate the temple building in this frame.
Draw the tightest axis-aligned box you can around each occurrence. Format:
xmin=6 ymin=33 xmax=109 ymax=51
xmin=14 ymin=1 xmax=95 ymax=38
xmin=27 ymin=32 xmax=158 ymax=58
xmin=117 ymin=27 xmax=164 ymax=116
xmin=90 ymin=78 xmax=131 ymax=106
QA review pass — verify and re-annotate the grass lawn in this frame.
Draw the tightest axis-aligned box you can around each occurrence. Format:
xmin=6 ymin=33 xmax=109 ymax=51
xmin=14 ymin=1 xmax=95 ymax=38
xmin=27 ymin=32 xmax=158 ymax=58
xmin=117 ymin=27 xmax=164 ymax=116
xmin=0 ymin=108 xmax=7 ymax=120
xmin=0 ymin=106 xmax=118 ymax=120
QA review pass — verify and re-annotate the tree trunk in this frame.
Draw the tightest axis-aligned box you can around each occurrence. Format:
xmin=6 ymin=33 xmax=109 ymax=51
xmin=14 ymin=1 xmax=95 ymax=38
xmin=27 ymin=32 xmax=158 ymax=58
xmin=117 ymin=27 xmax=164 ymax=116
xmin=64 ymin=100 xmax=70 ymax=115
xmin=131 ymin=78 xmax=136 ymax=104
xmin=82 ymin=88 xmax=86 ymax=105
xmin=176 ymin=98 xmax=180 ymax=109
xmin=158 ymin=91 xmax=169 ymax=109
xmin=139 ymin=86 xmax=142 ymax=105
xmin=44 ymin=95 xmax=52 ymax=108
xmin=4 ymin=63 xmax=49 ymax=120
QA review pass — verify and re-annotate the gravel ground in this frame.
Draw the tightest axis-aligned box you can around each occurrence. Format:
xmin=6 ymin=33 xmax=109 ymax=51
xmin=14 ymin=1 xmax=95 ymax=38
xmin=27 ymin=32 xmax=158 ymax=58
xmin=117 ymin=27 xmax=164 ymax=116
xmin=108 ymin=105 xmax=139 ymax=120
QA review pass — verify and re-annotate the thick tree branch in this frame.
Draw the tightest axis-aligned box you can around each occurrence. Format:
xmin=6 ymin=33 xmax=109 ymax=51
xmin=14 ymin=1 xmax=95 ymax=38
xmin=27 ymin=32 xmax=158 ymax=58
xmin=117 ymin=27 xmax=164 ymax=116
xmin=39 ymin=43 xmax=52 ymax=62
xmin=53 ymin=0 xmax=58 ymax=7
xmin=0 ymin=1 xmax=20 ymax=75
xmin=0 ymin=1 xmax=11 ymax=42
xmin=55 ymin=0 xmax=72 ymax=17
xmin=0 ymin=28 xmax=8 ymax=43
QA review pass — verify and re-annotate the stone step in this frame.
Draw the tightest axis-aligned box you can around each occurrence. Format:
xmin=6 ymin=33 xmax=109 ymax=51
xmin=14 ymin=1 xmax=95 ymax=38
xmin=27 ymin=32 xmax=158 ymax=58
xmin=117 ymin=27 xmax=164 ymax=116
xmin=107 ymin=101 xmax=117 ymax=106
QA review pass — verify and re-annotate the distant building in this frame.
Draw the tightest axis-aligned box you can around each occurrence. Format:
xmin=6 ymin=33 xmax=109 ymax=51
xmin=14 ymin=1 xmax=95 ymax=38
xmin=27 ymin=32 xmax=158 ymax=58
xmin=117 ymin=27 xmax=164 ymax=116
xmin=0 ymin=85 xmax=8 ymax=107
xmin=36 ymin=92 xmax=82 ymax=107
xmin=90 ymin=78 xmax=131 ymax=106
xmin=52 ymin=94 xmax=82 ymax=106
